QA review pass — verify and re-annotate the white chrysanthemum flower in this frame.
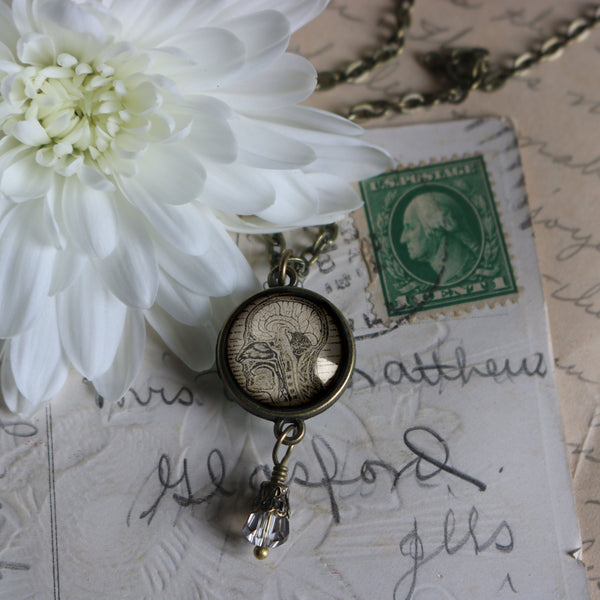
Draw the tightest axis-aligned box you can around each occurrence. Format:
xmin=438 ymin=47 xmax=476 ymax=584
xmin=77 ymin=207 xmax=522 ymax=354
xmin=0 ymin=0 xmax=393 ymax=414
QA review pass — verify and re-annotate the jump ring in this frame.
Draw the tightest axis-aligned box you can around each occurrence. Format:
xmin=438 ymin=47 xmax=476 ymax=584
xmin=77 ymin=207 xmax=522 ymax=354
xmin=267 ymin=250 xmax=299 ymax=287
xmin=272 ymin=420 xmax=306 ymax=467
xmin=274 ymin=419 xmax=306 ymax=446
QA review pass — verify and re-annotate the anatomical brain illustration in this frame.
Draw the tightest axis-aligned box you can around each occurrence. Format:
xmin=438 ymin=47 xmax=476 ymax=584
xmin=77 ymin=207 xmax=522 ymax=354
xmin=228 ymin=295 xmax=341 ymax=407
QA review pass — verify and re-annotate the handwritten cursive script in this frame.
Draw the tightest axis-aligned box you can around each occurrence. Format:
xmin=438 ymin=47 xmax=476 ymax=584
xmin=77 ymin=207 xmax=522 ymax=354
xmin=383 ymin=345 xmax=546 ymax=390
xmin=132 ymin=426 xmax=487 ymax=529
xmin=127 ymin=450 xmax=233 ymax=526
xmin=394 ymin=506 xmax=514 ymax=600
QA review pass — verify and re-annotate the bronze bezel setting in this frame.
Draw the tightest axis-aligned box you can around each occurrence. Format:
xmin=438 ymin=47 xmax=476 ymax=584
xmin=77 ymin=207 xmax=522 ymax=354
xmin=216 ymin=286 xmax=355 ymax=422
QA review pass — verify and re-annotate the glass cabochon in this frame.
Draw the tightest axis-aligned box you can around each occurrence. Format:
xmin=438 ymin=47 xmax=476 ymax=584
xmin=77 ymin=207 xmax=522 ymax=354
xmin=217 ymin=287 xmax=354 ymax=420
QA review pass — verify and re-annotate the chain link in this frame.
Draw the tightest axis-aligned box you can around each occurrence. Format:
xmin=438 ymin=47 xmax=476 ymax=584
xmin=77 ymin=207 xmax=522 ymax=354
xmin=264 ymin=224 xmax=338 ymax=285
xmin=315 ymin=2 xmax=600 ymax=122
xmin=316 ymin=0 xmax=415 ymax=91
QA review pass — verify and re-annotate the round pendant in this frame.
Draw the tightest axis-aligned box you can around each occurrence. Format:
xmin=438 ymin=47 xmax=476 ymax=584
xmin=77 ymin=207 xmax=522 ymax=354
xmin=216 ymin=286 xmax=355 ymax=421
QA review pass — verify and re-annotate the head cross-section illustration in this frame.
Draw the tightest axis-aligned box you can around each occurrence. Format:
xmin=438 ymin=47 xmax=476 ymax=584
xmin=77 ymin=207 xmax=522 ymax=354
xmin=235 ymin=297 xmax=329 ymax=407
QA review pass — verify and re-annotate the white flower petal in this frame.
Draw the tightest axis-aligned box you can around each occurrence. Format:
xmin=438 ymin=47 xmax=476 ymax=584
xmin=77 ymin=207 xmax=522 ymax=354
xmin=0 ymin=3 xmax=19 ymax=50
xmin=183 ymin=95 xmax=232 ymax=119
xmin=57 ymin=262 xmax=127 ymax=378
xmin=179 ymin=0 xmax=226 ymax=27
xmin=222 ymin=235 xmax=260 ymax=302
xmin=121 ymin=143 xmax=205 ymax=206
xmin=111 ymin=0 xmax=196 ymax=47
xmin=230 ymin=116 xmax=315 ymax=169
xmin=38 ymin=0 xmax=107 ymax=42
xmin=210 ymin=210 xmax=283 ymax=233
xmin=169 ymin=110 xmax=201 ymax=143
xmin=11 ymin=0 xmax=37 ymax=36
xmin=111 ymin=131 xmax=149 ymax=158
xmin=1 ymin=345 xmax=25 ymax=415
xmin=306 ymin=142 xmax=395 ymax=180
xmin=103 ymin=43 xmax=149 ymax=76
xmin=209 ymin=254 xmax=258 ymax=323
xmin=12 ymin=119 xmax=52 ymax=146
xmin=145 ymin=303 xmax=217 ymax=372
xmin=93 ymin=309 xmax=145 ymax=402
xmin=256 ymin=171 xmax=318 ymax=225
xmin=200 ymin=162 xmax=275 ymax=215
xmin=213 ymin=207 xmax=346 ymax=234
xmin=16 ymin=32 xmax=56 ymax=65
xmin=100 ymin=0 xmax=153 ymax=34
xmin=0 ymin=72 xmax=25 ymax=108
xmin=49 ymin=245 xmax=86 ymax=296
xmin=0 ymin=41 xmax=17 ymax=68
xmin=96 ymin=203 xmax=158 ymax=309
xmin=99 ymin=151 xmax=137 ymax=178
xmin=155 ymin=241 xmax=236 ymax=298
xmin=55 ymin=153 xmax=83 ymax=177
xmin=244 ymin=105 xmax=364 ymax=138
xmin=0 ymin=203 xmax=55 ymax=337
xmin=212 ymin=53 xmax=316 ymax=110
xmin=169 ymin=27 xmax=246 ymax=90
xmin=298 ymin=173 xmax=362 ymax=224
xmin=219 ymin=10 xmax=290 ymax=73
xmin=153 ymin=215 xmax=247 ymax=297
xmin=43 ymin=185 xmax=66 ymax=249
xmin=186 ymin=114 xmax=237 ymax=163
xmin=215 ymin=0 xmax=327 ymax=34
xmin=1 ymin=356 xmax=16 ymax=415
xmin=146 ymin=46 xmax=194 ymax=81
xmin=123 ymin=81 xmax=161 ymax=116
xmin=0 ymin=190 xmax=14 ymax=223
xmin=0 ymin=111 xmax=16 ymax=133
xmin=159 ymin=216 xmax=256 ymax=297
xmin=77 ymin=165 xmax=116 ymax=192
xmin=0 ymin=136 xmax=28 ymax=170
xmin=143 ymin=110 xmax=176 ymax=143
xmin=156 ymin=269 xmax=213 ymax=326
xmin=62 ymin=177 xmax=119 ymax=259
xmin=275 ymin=0 xmax=328 ymax=33
xmin=131 ymin=194 xmax=212 ymax=255
xmin=0 ymin=149 xmax=53 ymax=201
xmin=10 ymin=297 xmax=69 ymax=404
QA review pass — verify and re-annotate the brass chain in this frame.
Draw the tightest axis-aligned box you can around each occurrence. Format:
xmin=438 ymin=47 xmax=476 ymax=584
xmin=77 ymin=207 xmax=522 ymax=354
xmin=315 ymin=2 xmax=600 ymax=122
xmin=264 ymin=224 xmax=338 ymax=285
xmin=316 ymin=0 xmax=415 ymax=91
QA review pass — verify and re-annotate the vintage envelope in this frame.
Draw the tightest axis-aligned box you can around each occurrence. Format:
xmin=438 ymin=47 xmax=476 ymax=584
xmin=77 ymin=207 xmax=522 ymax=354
xmin=0 ymin=118 xmax=588 ymax=600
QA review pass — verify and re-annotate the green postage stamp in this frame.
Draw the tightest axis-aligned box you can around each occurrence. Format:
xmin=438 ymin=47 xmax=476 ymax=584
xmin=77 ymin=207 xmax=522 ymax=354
xmin=359 ymin=155 xmax=518 ymax=320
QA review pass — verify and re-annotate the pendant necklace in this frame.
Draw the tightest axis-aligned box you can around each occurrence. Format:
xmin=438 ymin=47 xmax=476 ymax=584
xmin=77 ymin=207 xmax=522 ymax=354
xmin=214 ymin=1 xmax=600 ymax=559
xmin=216 ymin=225 xmax=355 ymax=559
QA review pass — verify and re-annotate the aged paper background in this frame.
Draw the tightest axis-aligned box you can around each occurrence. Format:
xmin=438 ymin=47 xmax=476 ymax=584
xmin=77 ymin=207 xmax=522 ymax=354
xmin=0 ymin=2 xmax=598 ymax=599
xmin=295 ymin=1 xmax=600 ymax=596
xmin=0 ymin=117 xmax=587 ymax=600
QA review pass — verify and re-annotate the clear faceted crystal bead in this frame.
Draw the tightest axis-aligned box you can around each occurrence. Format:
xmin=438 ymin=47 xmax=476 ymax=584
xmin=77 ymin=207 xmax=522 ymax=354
xmin=243 ymin=509 xmax=290 ymax=548
xmin=243 ymin=480 xmax=290 ymax=552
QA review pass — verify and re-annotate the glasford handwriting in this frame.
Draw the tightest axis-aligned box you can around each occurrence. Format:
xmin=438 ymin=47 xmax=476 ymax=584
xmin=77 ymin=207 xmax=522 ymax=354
xmin=127 ymin=449 xmax=233 ymax=527
xmin=254 ymin=426 xmax=486 ymax=525
xmin=130 ymin=427 xmax=486 ymax=530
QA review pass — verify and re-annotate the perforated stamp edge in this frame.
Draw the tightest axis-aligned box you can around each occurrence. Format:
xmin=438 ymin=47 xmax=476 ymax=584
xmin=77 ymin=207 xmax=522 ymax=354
xmin=354 ymin=154 xmax=520 ymax=325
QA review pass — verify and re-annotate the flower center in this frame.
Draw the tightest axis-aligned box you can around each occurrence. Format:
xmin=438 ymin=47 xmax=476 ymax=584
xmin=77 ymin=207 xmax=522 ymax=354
xmin=1 ymin=50 xmax=158 ymax=176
